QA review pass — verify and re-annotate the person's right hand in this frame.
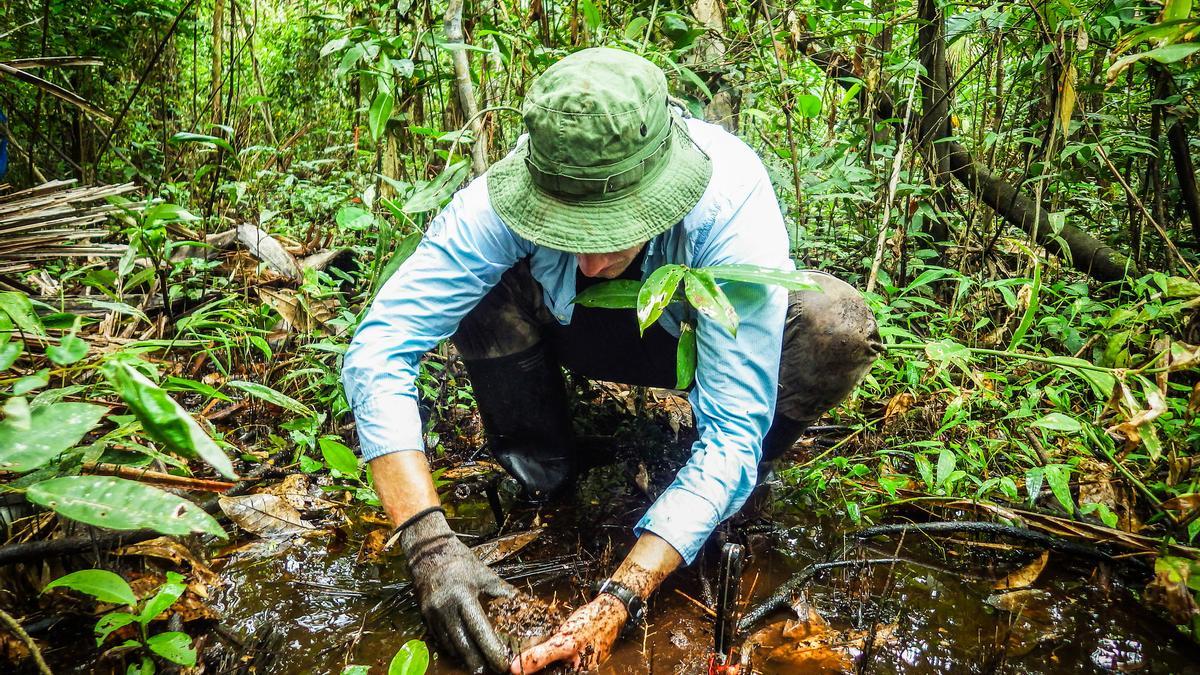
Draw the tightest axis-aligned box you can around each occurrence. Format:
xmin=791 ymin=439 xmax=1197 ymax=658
xmin=400 ymin=509 xmax=516 ymax=673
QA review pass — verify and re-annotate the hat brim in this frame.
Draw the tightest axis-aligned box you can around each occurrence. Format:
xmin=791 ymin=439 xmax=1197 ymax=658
xmin=488 ymin=117 xmax=713 ymax=254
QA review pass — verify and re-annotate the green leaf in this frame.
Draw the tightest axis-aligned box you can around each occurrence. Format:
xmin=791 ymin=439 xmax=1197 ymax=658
xmin=795 ymin=93 xmax=822 ymax=117
xmin=169 ymin=131 xmax=236 ymax=156
xmin=335 ymin=205 xmax=375 ymax=230
xmin=44 ymin=569 xmax=136 ymax=606
xmin=624 ymin=16 xmax=649 ymax=40
xmin=27 ymin=476 xmax=226 ymax=538
xmin=1164 ymin=0 xmax=1193 ymax=23
xmin=47 ymin=333 xmax=88 ymax=366
xmin=1006 ymin=262 xmax=1042 ymax=351
xmin=675 ymin=323 xmax=697 ymax=389
xmin=1044 ymin=464 xmax=1074 ymax=515
xmin=146 ymin=631 xmax=196 ymax=667
xmin=342 ymin=667 xmax=370 ymax=675
xmin=924 ymin=339 xmax=971 ymax=372
xmin=13 ymin=368 xmax=49 ymax=395
xmin=103 ymin=361 xmax=235 ymax=479
xmin=139 ymin=572 xmax=186 ymax=624
xmin=936 ymin=448 xmax=957 ymax=487
xmin=1031 ymin=412 xmax=1082 ymax=434
xmin=142 ymin=203 xmax=201 ymax=228
xmin=388 ymin=639 xmax=430 ymax=675
xmin=226 ymin=380 xmax=314 ymax=417
xmin=0 ymin=291 xmax=45 ymax=336
xmin=403 ymin=161 xmax=469 ymax=213
xmin=572 ymin=279 xmax=641 ymax=309
xmin=369 ymin=90 xmax=394 ymax=142
xmin=0 ymin=397 xmax=107 ymax=473
xmin=683 ymin=270 xmax=738 ymax=336
xmin=704 ymin=265 xmax=821 ymax=291
xmin=0 ymin=338 xmax=23 ymax=371
xmin=580 ymin=0 xmax=601 ymax=30
xmin=95 ymin=612 xmax=137 ymax=645
xmin=1025 ymin=466 xmax=1044 ymax=506
xmin=1107 ymin=43 xmax=1200 ymax=81
xmin=372 ymin=232 xmax=424 ymax=298
xmin=636 ymin=265 xmax=686 ymax=334
xmin=319 ymin=438 xmax=360 ymax=477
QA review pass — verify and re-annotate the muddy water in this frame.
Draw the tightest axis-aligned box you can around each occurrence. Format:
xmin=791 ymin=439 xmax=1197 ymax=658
xmin=211 ymin=468 xmax=1200 ymax=674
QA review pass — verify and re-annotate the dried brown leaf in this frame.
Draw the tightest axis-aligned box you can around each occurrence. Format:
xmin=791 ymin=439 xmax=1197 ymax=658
xmin=116 ymin=537 xmax=223 ymax=588
xmin=992 ymin=551 xmax=1049 ymax=590
xmin=471 ymin=528 xmax=544 ymax=566
xmin=1161 ymin=494 xmax=1200 ymax=512
xmin=218 ymin=493 xmax=316 ymax=539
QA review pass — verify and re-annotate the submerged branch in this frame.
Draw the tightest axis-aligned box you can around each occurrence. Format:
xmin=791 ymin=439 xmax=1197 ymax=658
xmin=736 ymin=558 xmax=905 ymax=634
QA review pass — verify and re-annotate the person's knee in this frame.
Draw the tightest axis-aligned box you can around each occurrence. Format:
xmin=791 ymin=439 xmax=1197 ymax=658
xmin=776 ymin=273 xmax=882 ymax=421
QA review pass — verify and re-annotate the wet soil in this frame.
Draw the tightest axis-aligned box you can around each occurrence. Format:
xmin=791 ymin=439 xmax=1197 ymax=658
xmin=489 ymin=592 xmax=567 ymax=654
xmin=204 ymin=460 xmax=1200 ymax=675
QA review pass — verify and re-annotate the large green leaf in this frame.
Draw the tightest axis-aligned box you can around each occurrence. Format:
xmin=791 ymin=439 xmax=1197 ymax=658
xmin=227 ymin=380 xmax=313 ymax=417
xmin=43 ymin=569 xmax=136 ymax=606
xmin=368 ymin=90 xmax=394 ymax=142
xmin=139 ymin=572 xmax=187 ymax=623
xmin=388 ymin=639 xmax=430 ymax=675
xmin=403 ymin=161 xmax=469 ymax=214
xmin=46 ymin=332 xmax=89 ymax=366
xmin=103 ymin=361 xmax=236 ymax=479
xmin=683 ymin=269 xmax=738 ymax=336
xmin=675 ymin=323 xmax=697 ymax=389
xmin=146 ymin=631 xmax=196 ymax=666
xmin=169 ymin=131 xmax=236 ymax=156
xmin=0 ymin=397 xmax=107 ymax=473
xmin=704 ymin=265 xmax=821 ymax=291
xmin=319 ymin=437 xmax=360 ymax=477
xmin=636 ymin=265 xmax=686 ymax=333
xmin=572 ymin=279 xmax=641 ymax=309
xmin=26 ymin=476 xmax=226 ymax=538
xmin=0 ymin=291 xmax=45 ymax=336
xmin=1164 ymin=0 xmax=1193 ymax=23
xmin=0 ymin=340 xmax=22 ymax=371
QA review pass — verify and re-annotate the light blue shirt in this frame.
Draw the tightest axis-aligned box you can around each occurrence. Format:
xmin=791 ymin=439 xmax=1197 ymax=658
xmin=342 ymin=118 xmax=791 ymax=563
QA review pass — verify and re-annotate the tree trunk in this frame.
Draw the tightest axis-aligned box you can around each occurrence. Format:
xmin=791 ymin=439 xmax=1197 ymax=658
xmin=1168 ymin=120 xmax=1200 ymax=243
xmin=211 ymin=0 xmax=224 ymax=126
xmin=795 ymin=30 xmax=1138 ymax=282
xmin=916 ymin=0 xmax=952 ymax=243
xmin=444 ymin=0 xmax=488 ymax=176
xmin=947 ymin=141 xmax=1135 ymax=281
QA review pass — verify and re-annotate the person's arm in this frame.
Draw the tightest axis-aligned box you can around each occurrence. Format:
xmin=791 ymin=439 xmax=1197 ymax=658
xmin=511 ymin=532 xmax=682 ymax=673
xmin=343 ymin=176 xmax=530 ymax=672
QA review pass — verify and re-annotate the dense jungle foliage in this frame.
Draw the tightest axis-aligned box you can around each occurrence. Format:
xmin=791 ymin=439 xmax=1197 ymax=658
xmin=2 ymin=0 xmax=1200 ymax=672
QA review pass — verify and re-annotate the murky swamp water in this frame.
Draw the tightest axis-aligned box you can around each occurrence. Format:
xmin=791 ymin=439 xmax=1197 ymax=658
xmin=209 ymin=461 xmax=1200 ymax=675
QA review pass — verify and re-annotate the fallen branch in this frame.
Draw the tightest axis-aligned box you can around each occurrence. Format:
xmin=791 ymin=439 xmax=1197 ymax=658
xmin=81 ymin=463 xmax=236 ymax=493
xmin=736 ymin=558 xmax=904 ymax=634
xmin=853 ymin=521 xmax=1113 ymax=561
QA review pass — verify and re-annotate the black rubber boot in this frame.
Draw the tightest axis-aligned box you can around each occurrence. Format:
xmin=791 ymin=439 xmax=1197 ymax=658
xmin=461 ymin=343 xmax=576 ymax=501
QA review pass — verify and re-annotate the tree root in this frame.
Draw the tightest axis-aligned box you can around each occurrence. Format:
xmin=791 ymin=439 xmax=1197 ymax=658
xmin=0 ymin=607 xmax=52 ymax=675
xmin=736 ymin=558 xmax=905 ymax=634
xmin=853 ymin=521 xmax=1114 ymax=562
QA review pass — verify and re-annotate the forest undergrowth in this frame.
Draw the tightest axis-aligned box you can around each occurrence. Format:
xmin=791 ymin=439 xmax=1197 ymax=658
xmin=2 ymin=0 xmax=1200 ymax=671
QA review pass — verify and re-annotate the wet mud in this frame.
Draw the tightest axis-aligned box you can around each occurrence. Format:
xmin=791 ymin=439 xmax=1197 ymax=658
xmin=206 ymin=462 xmax=1200 ymax=675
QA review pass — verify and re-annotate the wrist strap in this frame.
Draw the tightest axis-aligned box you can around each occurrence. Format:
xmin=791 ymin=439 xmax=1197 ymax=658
xmin=594 ymin=578 xmax=646 ymax=626
xmin=383 ymin=506 xmax=445 ymax=551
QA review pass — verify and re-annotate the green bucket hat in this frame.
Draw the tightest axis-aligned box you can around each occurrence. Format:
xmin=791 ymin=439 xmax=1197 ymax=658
xmin=488 ymin=48 xmax=713 ymax=254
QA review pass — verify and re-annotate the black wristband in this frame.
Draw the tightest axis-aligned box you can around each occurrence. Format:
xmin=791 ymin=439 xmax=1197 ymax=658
xmin=383 ymin=506 xmax=445 ymax=551
xmin=594 ymin=578 xmax=646 ymax=626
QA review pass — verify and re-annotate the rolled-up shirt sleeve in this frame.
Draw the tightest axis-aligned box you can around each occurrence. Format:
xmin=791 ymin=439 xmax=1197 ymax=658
xmin=635 ymin=146 xmax=791 ymax=563
xmin=342 ymin=177 xmax=529 ymax=461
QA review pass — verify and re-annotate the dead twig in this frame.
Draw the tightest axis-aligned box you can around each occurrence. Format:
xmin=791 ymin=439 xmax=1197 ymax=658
xmin=0 ymin=607 xmax=52 ymax=675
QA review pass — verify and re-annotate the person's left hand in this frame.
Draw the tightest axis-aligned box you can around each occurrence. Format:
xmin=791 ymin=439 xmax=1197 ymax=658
xmin=509 ymin=593 xmax=628 ymax=673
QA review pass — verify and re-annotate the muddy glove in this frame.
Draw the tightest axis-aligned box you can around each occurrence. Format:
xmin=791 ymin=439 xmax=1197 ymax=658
xmin=400 ymin=509 xmax=516 ymax=673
